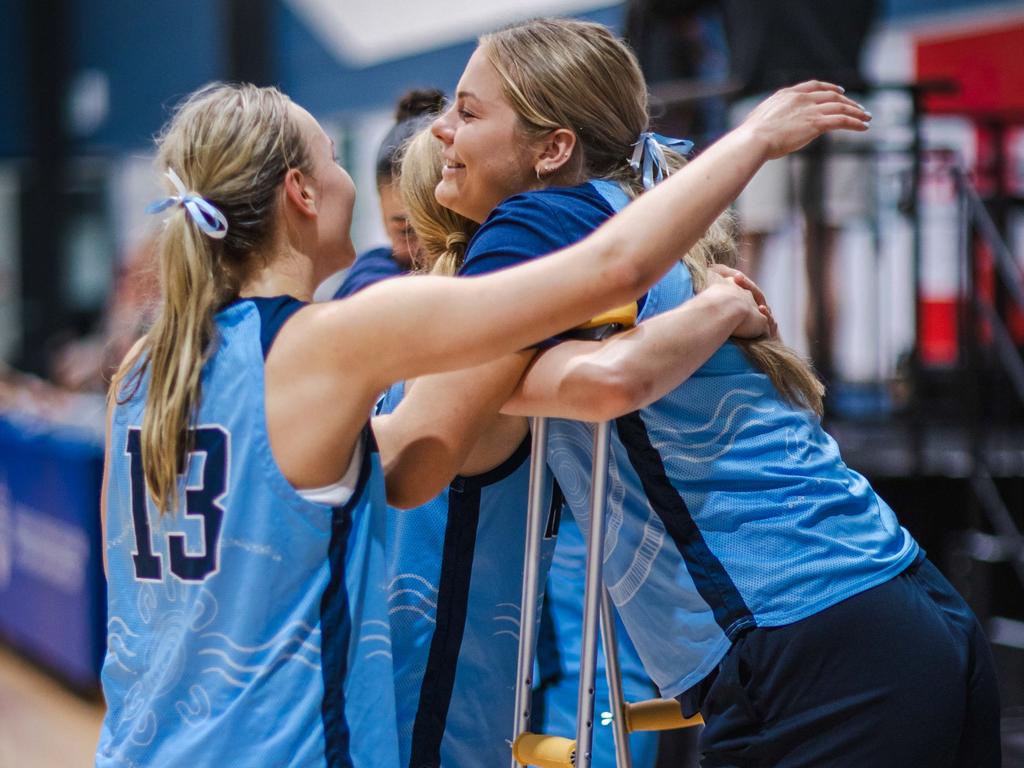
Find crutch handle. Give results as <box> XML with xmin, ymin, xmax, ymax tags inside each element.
<box><xmin>624</xmin><ymin>699</ymin><xmax>704</xmax><ymax>732</ymax></box>
<box><xmin>575</xmin><ymin>302</ymin><xmax>638</xmax><ymax>330</ymax></box>
<box><xmin>512</xmin><ymin>733</ymin><xmax>577</xmax><ymax>768</ymax></box>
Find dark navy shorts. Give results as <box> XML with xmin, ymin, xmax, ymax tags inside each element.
<box><xmin>689</xmin><ymin>556</ymin><xmax>1001</xmax><ymax>767</ymax></box>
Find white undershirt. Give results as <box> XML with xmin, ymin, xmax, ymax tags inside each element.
<box><xmin>295</xmin><ymin>440</ymin><xmax>363</xmax><ymax>507</ymax></box>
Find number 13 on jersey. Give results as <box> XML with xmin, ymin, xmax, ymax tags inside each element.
<box><xmin>124</xmin><ymin>426</ymin><xmax>229</xmax><ymax>583</ymax></box>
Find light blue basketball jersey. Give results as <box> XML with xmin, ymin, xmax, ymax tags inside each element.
<box><xmin>97</xmin><ymin>299</ymin><xmax>398</xmax><ymax>768</ymax></box>
<box><xmin>547</xmin><ymin>184</ymin><xmax>919</xmax><ymax>699</ymax></box>
<box><xmin>379</xmin><ymin>381</ymin><xmax>558</xmax><ymax>768</ymax></box>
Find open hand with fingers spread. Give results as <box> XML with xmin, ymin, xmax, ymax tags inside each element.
<box><xmin>738</xmin><ymin>80</ymin><xmax>871</xmax><ymax>161</ymax></box>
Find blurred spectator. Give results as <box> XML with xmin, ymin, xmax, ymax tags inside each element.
<box><xmin>50</xmin><ymin>233</ymin><xmax>159</xmax><ymax>392</ymax></box>
<box><xmin>625</xmin><ymin>0</ymin><xmax>730</xmax><ymax>143</ymax></box>
<box><xmin>629</xmin><ymin>0</ymin><xmax>879</xmax><ymax>380</ymax></box>
<box><xmin>723</xmin><ymin>0</ymin><xmax>878</xmax><ymax>380</ymax></box>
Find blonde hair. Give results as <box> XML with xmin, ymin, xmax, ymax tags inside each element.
<box><xmin>399</xmin><ymin>128</ymin><xmax>478</xmax><ymax>275</ymax></box>
<box><xmin>110</xmin><ymin>83</ymin><xmax>312</xmax><ymax>513</ymax></box>
<box><xmin>684</xmin><ymin>214</ymin><xmax>825</xmax><ymax>415</ymax></box>
<box><xmin>481</xmin><ymin>18</ymin><xmax>684</xmax><ymax>197</ymax></box>
<box><xmin>480</xmin><ymin>19</ymin><xmax>822</xmax><ymax>414</ymax></box>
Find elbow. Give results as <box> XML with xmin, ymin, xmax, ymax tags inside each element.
<box><xmin>561</xmin><ymin>358</ymin><xmax>653</xmax><ymax>422</ymax></box>
<box><xmin>381</xmin><ymin>434</ymin><xmax>460</xmax><ymax>509</ymax></box>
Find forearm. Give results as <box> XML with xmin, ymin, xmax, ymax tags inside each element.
<box><xmin>585</xmin><ymin>127</ymin><xmax>769</xmax><ymax>292</ymax></box>
<box><xmin>504</xmin><ymin>289</ymin><xmax>746</xmax><ymax>421</ymax></box>
<box><xmin>344</xmin><ymin>132</ymin><xmax>771</xmax><ymax>391</ymax></box>
<box><xmin>374</xmin><ymin>351</ymin><xmax>534</xmax><ymax>508</ymax></box>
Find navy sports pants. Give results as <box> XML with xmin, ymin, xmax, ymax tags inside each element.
<box><xmin>693</xmin><ymin>556</ymin><xmax>1001</xmax><ymax>767</ymax></box>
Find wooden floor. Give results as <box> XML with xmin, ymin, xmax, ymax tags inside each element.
<box><xmin>0</xmin><ymin>644</ymin><xmax>104</xmax><ymax>768</ymax></box>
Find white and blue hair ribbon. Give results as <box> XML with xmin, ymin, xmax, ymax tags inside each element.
<box><xmin>145</xmin><ymin>168</ymin><xmax>229</xmax><ymax>240</ymax></box>
<box><xmin>629</xmin><ymin>132</ymin><xmax>695</xmax><ymax>191</ymax></box>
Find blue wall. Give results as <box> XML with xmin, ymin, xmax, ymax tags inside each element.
<box><xmin>0</xmin><ymin>0</ymin><xmax>28</xmax><ymax>157</ymax></box>
<box><xmin>0</xmin><ymin>0</ymin><xmax>1019</xmax><ymax>156</ymax></box>
<box><xmin>884</xmin><ymin>0</ymin><xmax>1022</xmax><ymax>19</ymax></box>
<box><xmin>68</xmin><ymin>0</ymin><xmax>223</xmax><ymax>152</ymax></box>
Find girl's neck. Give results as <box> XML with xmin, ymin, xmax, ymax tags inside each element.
<box><xmin>238</xmin><ymin>245</ymin><xmax>316</xmax><ymax>302</ymax></box>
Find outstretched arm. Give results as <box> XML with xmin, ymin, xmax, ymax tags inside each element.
<box><xmin>268</xmin><ymin>83</ymin><xmax>867</xmax><ymax>488</ymax></box>
<box><xmin>372</xmin><ymin>351</ymin><xmax>534</xmax><ymax>509</ymax></box>
<box><xmin>289</xmin><ymin>81</ymin><xmax>867</xmax><ymax>394</ymax></box>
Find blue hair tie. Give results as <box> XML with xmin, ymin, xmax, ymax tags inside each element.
<box><xmin>146</xmin><ymin>168</ymin><xmax>229</xmax><ymax>240</ymax></box>
<box><xmin>629</xmin><ymin>132</ymin><xmax>695</xmax><ymax>191</ymax></box>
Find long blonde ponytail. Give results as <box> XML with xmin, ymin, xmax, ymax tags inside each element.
<box><xmin>111</xmin><ymin>83</ymin><xmax>312</xmax><ymax>513</ymax></box>
<box><xmin>685</xmin><ymin>213</ymin><xmax>825</xmax><ymax>416</ymax></box>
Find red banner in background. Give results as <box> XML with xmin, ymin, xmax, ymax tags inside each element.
<box><xmin>916</xmin><ymin>21</ymin><xmax>1024</xmax><ymax>121</ymax></box>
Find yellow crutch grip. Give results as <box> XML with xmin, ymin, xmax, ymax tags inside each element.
<box><xmin>624</xmin><ymin>699</ymin><xmax>704</xmax><ymax>733</ymax></box>
<box><xmin>512</xmin><ymin>732</ymin><xmax>577</xmax><ymax>768</ymax></box>
<box><xmin>575</xmin><ymin>302</ymin><xmax>638</xmax><ymax>330</ymax></box>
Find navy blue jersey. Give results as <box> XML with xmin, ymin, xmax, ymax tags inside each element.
<box><xmin>334</xmin><ymin>246</ymin><xmax>407</xmax><ymax>300</ymax></box>
<box><xmin>461</xmin><ymin>181</ymin><xmax>919</xmax><ymax>702</ymax></box>
<box><xmin>461</xmin><ymin>185</ymin><xmax>616</xmax><ymax>278</ymax></box>
<box><xmin>379</xmin><ymin>382</ymin><xmax>558</xmax><ymax>768</ymax></box>
<box><xmin>98</xmin><ymin>298</ymin><xmax>398</xmax><ymax>767</ymax></box>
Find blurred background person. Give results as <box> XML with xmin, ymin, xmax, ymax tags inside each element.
<box><xmin>627</xmin><ymin>0</ymin><xmax>879</xmax><ymax>385</ymax></box>
<box><xmin>330</xmin><ymin>88</ymin><xmax>446</xmax><ymax>299</ymax></box>
<box><xmin>723</xmin><ymin>0</ymin><xmax>879</xmax><ymax>386</ymax></box>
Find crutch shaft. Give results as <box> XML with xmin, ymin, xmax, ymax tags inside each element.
<box><xmin>575</xmin><ymin>420</ymin><xmax>612</xmax><ymax>768</ymax></box>
<box><xmin>511</xmin><ymin>417</ymin><xmax>551</xmax><ymax>768</ymax></box>
<box><xmin>599</xmin><ymin>587</ymin><xmax>632</xmax><ymax>768</ymax></box>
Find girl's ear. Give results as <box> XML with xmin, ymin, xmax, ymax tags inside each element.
<box><xmin>283</xmin><ymin>168</ymin><xmax>317</xmax><ymax>218</ymax></box>
<box><xmin>534</xmin><ymin>128</ymin><xmax>577</xmax><ymax>177</ymax></box>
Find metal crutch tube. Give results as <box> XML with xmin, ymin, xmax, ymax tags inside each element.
<box><xmin>599</xmin><ymin>586</ymin><xmax>632</xmax><ymax>768</ymax></box>
<box><xmin>511</xmin><ymin>416</ymin><xmax>556</xmax><ymax>768</ymax></box>
<box><xmin>575</xmin><ymin>420</ymin><xmax>613</xmax><ymax>768</ymax></box>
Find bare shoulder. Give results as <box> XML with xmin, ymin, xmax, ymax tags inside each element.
<box><xmin>263</xmin><ymin>301</ymin><xmax>380</xmax><ymax>489</ymax></box>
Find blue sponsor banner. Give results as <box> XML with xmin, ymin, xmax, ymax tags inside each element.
<box><xmin>0</xmin><ymin>415</ymin><xmax>105</xmax><ymax>688</ymax></box>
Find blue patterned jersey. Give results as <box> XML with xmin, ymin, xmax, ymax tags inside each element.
<box><xmin>462</xmin><ymin>181</ymin><xmax>920</xmax><ymax>702</ymax></box>
<box><xmin>97</xmin><ymin>298</ymin><xmax>398</xmax><ymax>767</ymax></box>
<box><xmin>379</xmin><ymin>381</ymin><xmax>558</xmax><ymax>768</ymax></box>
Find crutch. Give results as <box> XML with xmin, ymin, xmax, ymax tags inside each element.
<box><xmin>510</xmin><ymin>417</ymin><xmax>613</xmax><ymax>768</ymax></box>
<box><xmin>512</xmin><ymin>419</ymin><xmax>703</xmax><ymax>768</ymax></box>
<box><xmin>599</xmin><ymin>586</ymin><xmax>705</xmax><ymax>768</ymax></box>
<box><xmin>512</xmin><ymin>305</ymin><xmax>702</xmax><ymax>768</ymax></box>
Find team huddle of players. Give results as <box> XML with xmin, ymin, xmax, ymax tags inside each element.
<box><xmin>94</xmin><ymin>18</ymin><xmax>999</xmax><ymax>768</ymax></box>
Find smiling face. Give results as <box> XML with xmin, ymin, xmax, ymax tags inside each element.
<box><xmin>431</xmin><ymin>45</ymin><xmax>542</xmax><ymax>224</ymax></box>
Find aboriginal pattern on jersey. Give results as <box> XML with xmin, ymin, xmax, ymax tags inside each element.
<box><xmin>97</xmin><ymin>300</ymin><xmax>398</xmax><ymax>768</ymax></box>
